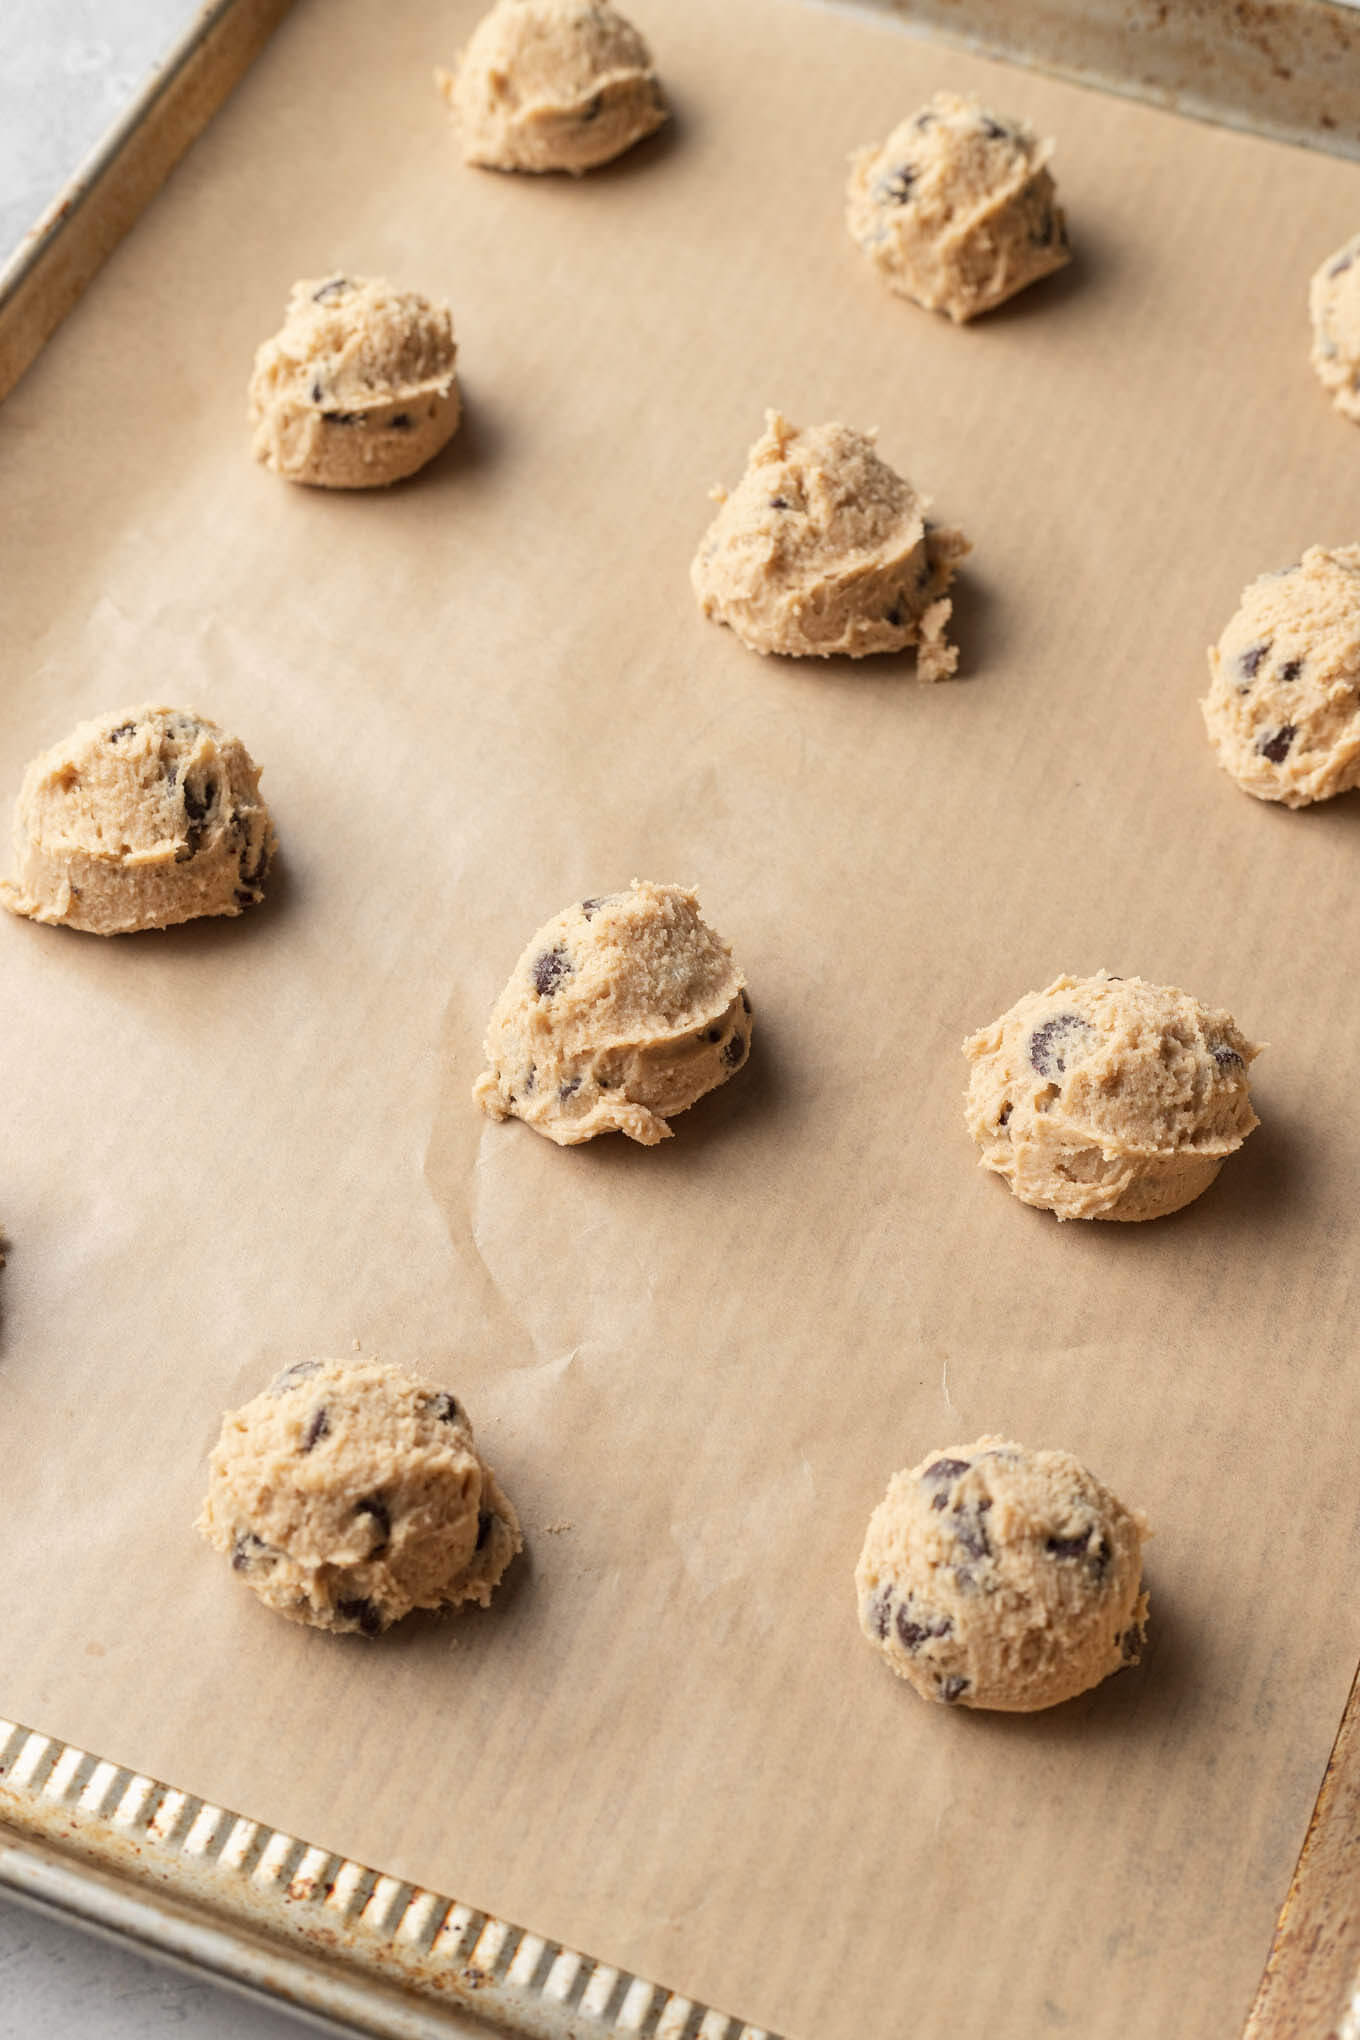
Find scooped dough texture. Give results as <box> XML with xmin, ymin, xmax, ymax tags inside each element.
<box><xmin>443</xmin><ymin>0</ymin><xmax>666</xmax><ymax>174</ymax></box>
<box><xmin>964</xmin><ymin>973</ymin><xmax>1259</xmax><ymax>1222</ymax></box>
<box><xmin>249</xmin><ymin>276</ymin><xmax>459</xmax><ymax>488</ymax></box>
<box><xmin>198</xmin><ymin>1357</ymin><xmax>521</xmax><ymax>1636</ymax></box>
<box><xmin>473</xmin><ymin>879</ymin><xmax>750</xmax><ymax>1146</ymax></box>
<box><xmin>1309</xmin><ymin>235</ymin><xmax>1360</xmax><ymax>422</ymax></box>
<box><xmin>846</xmin><ymin>92</ymin><xmax>1069</xmax><ymax>323</ymax></box>
<box><xmin>856</xmin><ymin>1437</ymin><xmax>1149</xmax><ymax>1712</ymax></box>
<box><xmin>691</xmin><ymin>413</ymin><xmax>970</xmax><ymax>675</ymax></box>
<box><xmin>1201</xmin><ymin>546</ymin><xmax>1360</xmax><ymax>806</ymax></box>
<box><xmin>1</xmin><ymin>705</ymin><xmax>274</xmax><ymax>935</ymax></box>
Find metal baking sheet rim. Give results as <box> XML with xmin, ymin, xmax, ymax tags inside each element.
<box><xmin>3</xmin><ymin>0</ymin><xmax>1360</xmax><ymax>2032</ymax></box>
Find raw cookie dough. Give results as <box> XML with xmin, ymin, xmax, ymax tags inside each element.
<box><xmin>249</xmin><ymin>276</ymin><xmax>459</xmax><ymax>489</ymax></box>
<box><xmin>440</xmin><ymin>0</ymin><xmax>666</xmax><ymax>175</ymax></box>
<box><xmin>1</xmin><ymin>705</ymin><xmax>274</xmax><ymax>936</ymax></box>
<box><xmin>846</xmin><ymin>92</ymin><xmax>1069</xmax><ymax>323</ymax></box>
<box><xmin>856</xmin><ymin>1437</ymin><xmax>1148</xmax><ymax>1712</ymax></box>
<box><xmin>198</xmin><ymin>1357</ymin><xmax>521</xmax><ymax>1636</ymax></box>
<box><xmin>473</xmin><ymin>879</ymin><xmax>750</xmax><ymax>1145</ymax></box>
<box><xmin>691</xmin><ymin>412</ymin><xmax>970</xmax><ymax>675</ymax></box>
<box><xmin>1309</xmin><ymin>234</ymin><xmax>1360</xmax><ymax>422</ymax></box>
<box><xmin>1201</xmin><ymin>546</ymin><xmax>1360</xmax><ymax>806</ymax></box>
<box><xmin>964</xmin><ymin>972</ymin><xmax>1260</xmax><ymax>1222</ymax></box>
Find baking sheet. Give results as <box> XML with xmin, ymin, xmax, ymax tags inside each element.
<box><xmin>3</xmin><ymin>3</ymin><xmax>1360</xmax><ymax>2036</ymax></box>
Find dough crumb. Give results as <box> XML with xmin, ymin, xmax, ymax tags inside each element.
<box><xmin>964</xmin><ymin>972</ymin><xmax>1260</xmax><ymax>1221</ymax></box>
<box><xmin>249</xmin><ymin>276</ymin><xmax>459</xmax><ymax>489</ymax></box>
<box><xmin>846</xmin><ymin>91</ymin><xmax>1069</xmax><ymax>323</ymax></box>
<box><xmin>474</xmin><ymin>879</ymin><xmax>751</xmax><ymax>1146</ymax></box>
<box><xmin>1310</xmin><ymin>234</ymin><xmax>1360</xmax><ymax>422</ymax></box>
<box><xmin>1202</xmin><ymin>545</ymin><xmax>1360</xmax><ymax>806</ymax></box>
<box><xmin>1</xmin><ymin>705</ymin><xmax>274</xmax><ymax>936</ymax></box>
<box><xmin>441</xmin><ymin>0</ymin><xmax>666</xmax><ymax>175</ymax></box>
<box><xmin>198</xmin><ymin>1357</ymin><xmax>521</xmax><ymax>1636</ymax></box>
<box><xmin>691</xmin><ymin>412</ymin><xmax>969</xmax><ymax>672</ymax></box>
<box><xmin>857</xmin><ymin>1437</ymin><xmax>1148</xmax><ymax>1711</ymax></box>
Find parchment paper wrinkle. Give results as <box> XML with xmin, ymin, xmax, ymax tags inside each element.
<box><xmin>2</xmin><ymin>3</ymin><xmax>1360</xmax><ymax>2037</ymax></box>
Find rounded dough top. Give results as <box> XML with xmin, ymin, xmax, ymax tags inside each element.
<box><xmin>964</xmin><ymin>972</ymin><xmax>1260</xmax><ymax>1222</ymax></box>
<box><xmin>691</xmin><ymin>411</ymin><xmax>970</xmax><ymax>673</ymax></box>
<box><xmin>474</xmin><ymin>879</ymin><xmax>750</xmax><ymax>1145</ymax></box>
<box><xmin>445</xmin><ymin>0</ymin><xmax>666</xmax><ymax>173</ymax></box>
<box><xmin>1202</xmin><ymin>544</ymin><xmax>1360</xmax><ymax>807</ymax></box>
<box><xmin>1</xmin><ymin>704</ymin><xmax>274</xmax><ymax>935</ymax></box>
<box><xmin>856</xmin><ymin>1436</ymin><xmax>1149</xmax><ymax>1712</ymax></box>
<box><xmin>846</xmin><ymin>91</ymin><xmax>1068</xmax><ymax>322</ymax></box>
<box><xmin>198</xmin><ymin>1357</ymin><xmax>521</xmax><ymax>1635</ymax></box>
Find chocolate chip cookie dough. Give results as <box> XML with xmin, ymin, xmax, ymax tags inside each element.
<box><xmin>847</xmin><ymin>92</ymin><xmax>1069</xmax><ymax>323</ymax></box>
<box><xmin>474</xmin><ymin>880</ymin><xmax>750</xmax><ymax>1145</ymax></box>
<box><xmin>249</xmin><ymin>276</ymin><xmax>459</xmax><ymax>488</ymax></box>
<box><xmin>1309</xmin><ymin>234</ymin><xmax>1360</xmax><ymax>422</ymax></box>
<box><xmin>199</xmin><ymin>1357</ymin><xmax>521</xmax><ymax>1636</ymax></box>
<box><xmin>1</xmin><ymin>706</ymin><xmax>274</xmax><ymax>936</ymax></box>
<box><xmin>440</xmin><ymin>0</ymin><xmax>666</xmax><ymax>175</ymax></box>
<box><xmin>856</xmin><ymin>1438</ymin><xmax>1148</xmax><ymax>1712</ymax></box>
<box><xmin>691</xmin><ymin>412</ymin><xmax>970</xmax><ymax>675</ymax></box>
<box><xmin>964</xmin><ymin>973</ymin><xmax>1260</xmax><ymax>1222</ymax></box>
<box><xmin>1202</xmin><ymin>546</ymin><xmax>1360</xmax><ymax>806</ymax></box>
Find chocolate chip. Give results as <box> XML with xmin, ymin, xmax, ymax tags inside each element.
<box><xmin>914</xmin><ymin>110</ymin><xmax>937</xmax><ymax>130</ymax></box>
<box><xmin>427</xmin><ymin>1390</ymin><xmax>460</xmax><ymax>1424</ymax></box>
<box><xmin>702</xmin><ymin>1026</ymin><xmax>724</xmax><ymax>1043</ymax></box>
<box><xmin>106</xmin><ymin>722</ymin><xmax>137</xmax><ymax>743</ymax></box>
<box><xmin>234</xmin><ymin>889</ymin><xmax>257</xmax><ymax>908</ymax></box>
<box><xmin>1329</xmin><ymin>252</ymin><xmax>1355</xmax><ymax>278</ymax></box>
<box><xmin>183</xmin><ymin>780</ymin><xmax>214</xmax><ymax>824</ymax></box>
<box><xmin>885</xmin><ymin>604</ymin><xmax>904</xmax><ymax>629</ymax></box>
<box><xmin>869</xmin><ymin>1587</ymin><xmax>892</xmax><ymax>1640</ymax></box>
<box><xmin>322</xmin><ymin>409</ymin><xmax>366</xmax><ymax>425</ymax></box>
<box><xmin>1278</xmin><ymin>658</ymin><xmax>1303</xmax><ymax>683</ymax></box>
<box><xmin>896</xmin><ymin>1605</ymin><xmax>952</xmax><ymax>1651</ymax></box>
<box><xmin>1029</xmin><ymin>1013</ymin><xmax>1093</xmax><ymax>1080</ymax></box>
<box><xmin>270</xmin><ymin>1360</ymin><xmax>323</xmax><ymax>1395</ymax></box>
<box><xmin>997</xmin><ymin>1101</ymin><xmax>1012</xmax><ymax>1128</ymax></box>
<box><xmin>1046</xmin><ymin>1530</ymin><xmax>1110</xmax><ymax>1577</ymax></box>
<box><xmin>1032</xmin><ymin>206</ymin><xmax>1055</xmax><ymax>246</ymax></box>
<box><xmin>559</xmin><ymin>1077</ymin><xmax>581</xmax><ymax>1101</ymax></box>
<box><xmin>1120</xmin><ymin>1613</ymin><xmax>1146</xmax><ymax>1663</ymax></box>
<box><xmin>952</xmin><ymin>1500</ymin><xmax>992</xmax><ymax>1561</ymax></box>
<box><xmin>232</xmin><ymin>1531</ymin><xmax>272</xmax><ymax>1572</ymax></box>
<box><xmin>390</xmin><ymin>413</ymin><xmax>412</xmax><ymax>430</ymax></box>
<box><xmin>1260</xmin><ymin>725</ymin><xmax>1297</xmax><ymax>764</ymax></box>
<box><xmin>1238</xmin><ymin>641</ymin><xmax>1271</xmax><ymax>683</ymax></box>
<box><xmin>356</xmin><ymin>1495</ymin><xmax>391</xmax><ymax>1554</ymax></box>
<box><xmin>1210</xmin><ymin>1041</ymin><xmax>1243</xmax><ymax>1070</ymax></box>
<box><xmin>770</xmin><ymin>496</ymin><xmax>791</xmax><ymax>509</ymax></box>
<box><xmin>923</xmin><ymin>1457</ymin><xmax>971</xmax><ymax>1492</ymax></box>
<box><xmin>301</xmin><ymin>1408</ymin><xmax>329</xmax><ymax>1453</ymax></box>
<box><xmin>313</xmin><ymin>277</ymin><xmax>349</xmax><ymax>301</ymax></box>
<box><xmin>580</xmin><ymin>897</ymin><xmax>604</xmax><ymax>918</ymax></box>
<box><xmin>310</xmin><ymin>379</ymin><xmax>323</xmax><ymax>404</ymax></box>
<box><xmin>524</xmin><ymin>1066</ymin><xmax>536</xmax><ymax>1094</ymax></box>
<box><xmin>740</xmin><ymin>990</ymin><xmax>751</xmax><ymax>1015</ymax></box>
<box><xmin>940</xmin><ymin>1675</ymin><xmax>970</xmax><ymax>1703</ymax></box>
<box><xmin>979</xmin><ymin>115</ymin><xmax>1009</xmax><ymax>139</ymax></box>
<box><xmin>722</xmin><ymin>1034</ymin><xmax>746</xmax><ymax>1068</ymax></box>
<box><xmin>476</xmin><ymin>1510</ymin><xmax>495</xmax><ymax>1551</ymax></box>
<box><xmin>532</xmin><ymin>947</ymin><xmax>571</xmax><ymax>998</ymax></box>
<box><xmin>876</xmin><ymin>164</ymin><xmax>918</xmax><ymax>204</ymax></box>
<box><xmin>581</xmin><ymin>92</ymin><xmax>603</xmax><ymax>122</ymax></box>
<box><xmin>336</xmin><ymin>1597</ymin><xmax>382</xmax><ymax>1636</ymax></box>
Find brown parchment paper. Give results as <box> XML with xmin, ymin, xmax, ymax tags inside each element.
<box><xmin>4</xmin><ymin>4</ymin><xmax>1360</xmax><ymax>2035</ymax></box>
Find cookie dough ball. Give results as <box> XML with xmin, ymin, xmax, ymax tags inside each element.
<box><xmin>964</xmin><ymin>973</ymin><xmax>1259</xmax><ymax>1222</ymax></box>
<box><xmin>440</xmin><ymin>0</ymin><xmax>666</xmax><ymax>175</ymax></box>
<box><xmin>847</xmin><ymin>92</ymin><xmax>1069</xmax><ymax>323</ymax></box>
<box><xmin>473</xmin><ymin>879</ymin><xmax>750</xmax><ymax>1146</ymax></box>
<box><xmin>691</xmin><ymin>412</ymin><xmax>970</xmax><ymax>676</ymax></box>
<box><xmin>0</xmin><ymin>706</ymin><xmax>274</xmax><ymax>936</ymax></box>
<box><xmin>1309</xmin><ymin>235</ymin><xmax>1360</xmax><ymax>422</ymax></box>
<box><xmin>1202</xmin><ymin>546</ymin><xmax>1360</xmax><ymax>806</ymax></box>
<box><xmin>856</xmin><ymin>1438</ymin><xmax>1148</xmax><ymax>1712</ymax></box>
<box><xmin>198</xmin><ymin>1357</ymin><xmax>521</xmax><ymax>1636</ymax></box>
<box><xmin>249</xmin><ymin>276</ymin><xmax>459</xmax><ymax>489</ymax></box>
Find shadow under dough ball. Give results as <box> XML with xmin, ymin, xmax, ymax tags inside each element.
<box><xmin>846</xmin><ymin>90</ymin><xmax>1069</xmax><ymax>322</ymax></box>
<box><xmin>691</xmin><ymin>411</ymin><xmax>970</xmax><ymax>675</ymax></box>
<box><xmin>439</xmin><ymin>0</ymin><xmax>667</xmax><ymax>174</ymax></box>
<box><xmin>474</xmin><ymin>878</ymin><xmax>751</xmax><ymax>1145</ymax></box>
<box><xmin>0</xmin><ymin>704</ymin><xmax>275</xmax><ymax>935</ymax></box>
<box><xmin>963</xmin><ymin>971</ymin><xmax>1260</xmax><ymax>1221</ymax></box>
<box><xmin>249</xmin><ymin>275</ymin><xmax>460</xmax><ymax>488</ymax></box>
<box><xmin>857</xmin><ymin>1436</ymin><xmax>1149</xmax><ymax>1712</ymax></box>
<box><xmin>198</xmin><ymin>1357</ymin><xmax>521</xmax><ymax>1636</ymax></box>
